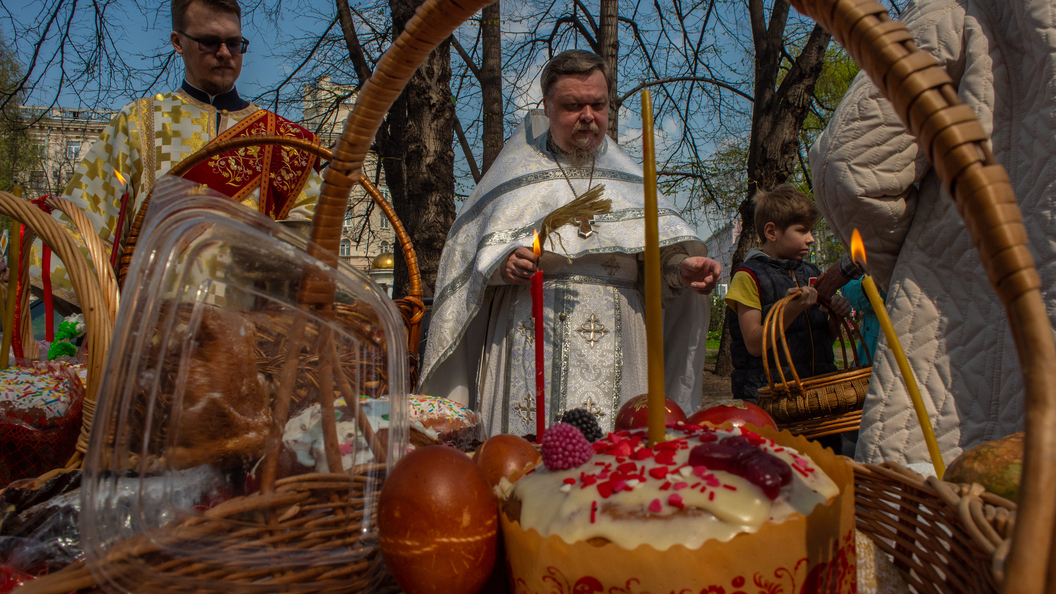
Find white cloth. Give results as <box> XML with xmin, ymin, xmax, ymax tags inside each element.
<box><xmin>420</xmin><ymin>111</ymin><xmax>710</xmax><ymax>436</ymax></box>
<box><xmin>809</xmin><ymin>0</ymin><xmax>1056</xmax><ymax>465</ymax></box>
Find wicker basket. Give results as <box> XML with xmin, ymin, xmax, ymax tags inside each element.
<box><xmin>0</xmin><ymin>192</ymin><xmax>114</xmax><ymax>473</ymax></box>
<box><xmin>756</xmin><ymin>292</ymin><xmax>871</xmax><ymax>428</ymax></box>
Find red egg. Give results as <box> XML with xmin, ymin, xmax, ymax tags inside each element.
<box><xmin>474</xmin><ymin>434</ymin><xmax>541</xmax><ymax>489</ymax></box>
<box><xmin>687</xmin><ymin>400</ymin><xmax>778</xmax><ymax>431</ymax></box>
<box><xmin>615</xmin><ymin>393</ymin><xmax>687</xmax><ymax>430</ymax></box>
<box><xmin>379</xmin><ymin>446</ymin><xmax>498</xmax><ymax>594</ymax></box>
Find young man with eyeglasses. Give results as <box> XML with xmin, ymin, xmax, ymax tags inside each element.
<box><xmin>43</xmin><ymin>0</ymin><xmax>321</xmax><ymax>304</ymax></box>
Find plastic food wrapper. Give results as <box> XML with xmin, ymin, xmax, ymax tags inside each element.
<box><xmin>0</xmin><ymin>488</ymin><xmax>81</xmax><ymax>574</ymax></box>
<box><xmin>79</xmin><ymin>177</ymin><xmax>409</xmax><ymax>593</ymax></box>
<box><xmin>0</xmin><ymin>469</ymin><xmax>83</xmax><ymax>587</ymax></box>
<box><xmin>501</xmin><ymin>425</ymin><xmax>856</xmax><ymax>593</ymax></box>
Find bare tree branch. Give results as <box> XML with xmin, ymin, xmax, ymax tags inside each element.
<box><xmin>617</xmin><ymin>76</ymin><xmax>753</xmax><ymax>106</ymax></box>
<box><xmin>452</xmin><ymin>111</ymin><xmax>480</xmax><ymax>183</ymax></box>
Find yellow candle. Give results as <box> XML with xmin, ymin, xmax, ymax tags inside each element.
<box><xmin>1</xmin><ymin>194</ymin><xmax>20</xmax><ymax>369</ymax></box>
<box><xmin>860</xmin><ymin>271</ymin><xmax>946</xmax><ymax>477</ymax></box>
<box><xmin>641</xmin><ymin>90</ymin><xmax>666</xmax><ymax>447</ymax></box>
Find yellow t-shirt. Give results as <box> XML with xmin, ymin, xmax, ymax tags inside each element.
<box><xmin>724</xmin><ymin>270</ymin><xmax>761</xmax><ymax>312</ymax></box>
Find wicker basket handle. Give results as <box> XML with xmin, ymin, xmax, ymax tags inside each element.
<box><xmin>759</xmin><ymin>290</ymin><xmax>868</xmax><ymax>394</ymax></box>
<box><xmin>297</xmin><ymin>0</ymin><xmax>495</xmax><ymax>307</ymax></box>
<box><xmin>48</xmin><ymin>197</ymin><xmax>120</xmax><ymax>322</ymax></box>
<box><xmin>0</xmin><ymin>192</ymin><xmax>112</xmax><ymax>465</ymax></box>
<box><xmin>789</xmin><ymin>1</ymin><xmax>1056</xmax><ymax>589</ymax></box>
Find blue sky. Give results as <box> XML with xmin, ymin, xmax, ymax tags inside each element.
<box><xmin>2</xmin><ymin>0</ymin><xmax>764</xmax><ymax>241</ymax></box>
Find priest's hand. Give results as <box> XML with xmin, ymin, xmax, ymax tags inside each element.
<box><xmin>680</xmin><ymin>256</ymin><xmax>722</xmax><ymax>294</ymax></box>
<box><xmin>502</xmin><ymin>247</ymin><xmax>539</xmax><ymax>285</ymax></box>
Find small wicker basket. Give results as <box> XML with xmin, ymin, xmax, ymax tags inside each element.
<box><xmin>755</xmin><ymin>292</ymin><xmax>871</xmax><ymax>434</ymax></box>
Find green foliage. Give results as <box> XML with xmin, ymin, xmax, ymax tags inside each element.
<box><xmin>803</xmin><ymin>46</ymin><xmax>862</xmax><ymax>142</ymax></box>
<box><xmin>0</xmin><ymin>37</ymin><xmax>36</xmax><ymax>193</ymax></box>
<box><xmin>55</xmin><ymin>320</ymin><xmax>82</xmax><ymax>341</ymax></box>
<box><xmin>709</xmin><ymin>293</ymin><xmax>725</xmax><ymax>335</ymax></box>
<box><xmin>667</xmin><ymin>137</ymin><xmax>748</xmax><ymax>227</ymax></box>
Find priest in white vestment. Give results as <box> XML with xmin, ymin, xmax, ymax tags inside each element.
<box><xmin>419</xmin><ymin>51</ymin><xmax>721</xmax><ymax>437</ymax></box>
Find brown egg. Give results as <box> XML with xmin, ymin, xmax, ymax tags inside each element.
<box><xmin>378</xmin><ymin>445</ymin><xmax>498</xmax><ymax>594</ymax></box>
<box><xmin>475</xmin><ymin>434</ymin><xmax>541</xmax><ymax>489</ymax></box>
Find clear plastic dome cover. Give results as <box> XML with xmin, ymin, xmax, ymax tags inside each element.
<box><xmin>80</xmin><ymin>176</ymin><xmax>408</xmax><ymax>592</ymax></box>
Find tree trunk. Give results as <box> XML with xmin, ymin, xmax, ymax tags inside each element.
<box><xmin>385</xmin><ymin>0</ymin><xmax>457</xmax><ymax>300</ymax></box>
<box><xmin>714</xmin><ymin>197</ymin><xmax>759</xmax><ymax>376</ymax></box>
<box><xmin>598</xmin><ymin>0</ymin><xmax>618</xmax><ymax>140</ymax></box>
<box><xmin>480</xmin><ymin>1</ymin><xmax>503</xmax><ymax>175</ymax></box>
<box><xmin>714</xmin><ymin>1</ymin><xmax>831</xmax><ymax>378</ymax></box>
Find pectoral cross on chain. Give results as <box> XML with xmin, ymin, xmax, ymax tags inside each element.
<box><xmin>576</xmin><ymin>215</ymin><xmax>597</xmax><ymax>238</ymax></box>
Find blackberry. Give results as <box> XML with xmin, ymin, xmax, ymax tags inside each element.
<box><xmin>559</xmin><ymin>408</ymin><xmax>603</xmax><ymax>442</ymax></box>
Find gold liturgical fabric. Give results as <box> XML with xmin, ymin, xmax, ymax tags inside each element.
<box><xmin>36</xmin><ymin>89</ymin><xmax>322</xmax><ymax>304</ymax></box>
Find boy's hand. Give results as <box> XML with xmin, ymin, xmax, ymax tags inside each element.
<box><xmin>825</xmin><ymin>294</ymin><xmax>853</xmax><ymax>318</ymax></box>
<box><xmin>785</xmin><ymin>286</ymin><xmax>818</xmax><ymax>316</ymax></box>
<box><xmin>502</xmin><ymin>247</ymin><xmax>538</xmax><ymax>285</ymax></box>
<box><xmin>680</xmin><ymin>256</ymin><xmax>722</xmax><ymax>294</ymax></box>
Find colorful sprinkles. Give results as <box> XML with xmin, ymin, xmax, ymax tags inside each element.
<box><xmin>0</xmin><ymin>365</ymin><xmax>82</xmax><ymax>425</ymax></box>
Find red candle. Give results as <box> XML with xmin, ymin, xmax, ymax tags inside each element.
<box><xmin>531</xmin><ymin>230</ymin><xmax>545</xmax><ymax>441</ymax></box>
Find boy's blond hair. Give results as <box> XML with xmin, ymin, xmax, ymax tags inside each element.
<box><xmin>752</xmin><ymin>184</ymin><xmax>819</xmax><ymax>242</ymax></box>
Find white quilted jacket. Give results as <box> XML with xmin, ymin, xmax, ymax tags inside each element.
<box><xmin>809</xmin><ymin>0</ymin><xmax>1056</xmax><ymax>465</ymax></box>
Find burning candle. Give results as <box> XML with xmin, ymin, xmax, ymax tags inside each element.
<box><xmin>850</xmin><ymin>229</ymin><xmax>945</xmax><ymax>476</ymax></box>
<box><xmin>641</xmin><ymin>90</ymin><xmax>666</xmax><ymax>447</ymax></box>
<box><xmin>531</xmin><ymin>229</ymin><xmax>545</xmax><ymax>441</ymax></box>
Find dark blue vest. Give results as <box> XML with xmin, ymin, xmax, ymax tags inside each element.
<box><xmin>728</xmin><ymin>254</ymin><xmax>837</xmax><ymax>401</ymax></box>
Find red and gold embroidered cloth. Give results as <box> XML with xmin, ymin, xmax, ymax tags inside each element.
<box><xmin>182</xmin><ymin>110</ymin><xmax>320</xmax><ymax>220</ymax></box>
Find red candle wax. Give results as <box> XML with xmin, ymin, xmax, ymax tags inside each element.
<box><xmin>531</xmin><ymin>231</ymin><xmax>545</xmax><ymax>441</ymax></box>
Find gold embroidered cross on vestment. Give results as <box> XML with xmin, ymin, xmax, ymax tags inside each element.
<box><xmin>576</xmin><ymin>313</ymin><xmax>609</xmax><ymax>347</ymax></box>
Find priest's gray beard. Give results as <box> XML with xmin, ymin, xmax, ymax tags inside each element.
<box><xmin>551</xmin><ymin>123</ymin><xmax>601</xmax><ymax>166</ymax></box>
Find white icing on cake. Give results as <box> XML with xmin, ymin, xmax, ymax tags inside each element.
<box><xmin>0</xmin><ymin>366</ymin><xmax>81</xmax><ymax>423</ymax></box>
<box><xmin>509</xmin><ymin>423</ymin><xmax>839</xmax><ymax>551</ymax></box>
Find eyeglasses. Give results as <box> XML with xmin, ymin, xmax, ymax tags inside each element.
<box><xmin>177</xmin><ymin>30</ymin><xmax>249</xmax><ymax>54</ymax></box>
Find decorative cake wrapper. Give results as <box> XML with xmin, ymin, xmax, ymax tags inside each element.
<box><xmin>501</xmin><ymin>425</ymin><xmax>856</xmax><ymax>593</ymax></box>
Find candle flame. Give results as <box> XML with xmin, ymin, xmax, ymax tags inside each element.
<box><xmin>113</xmin><ymin>170</ymin><xmax>127</xmax><ymax>187</ymax></box>
<box><xmin>533</xmin><ymin>229</ymin><xmax>541</xmax><ymax>258</ymax></box>
<box><xmin>850</xmin><ymin>229</ymin><xmax>866</xmax><ymax>267</ymax></box>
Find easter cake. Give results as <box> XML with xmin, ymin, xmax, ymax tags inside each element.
<box><xmin>500</xmin><ymin>422</ymin><xmax>856</xmax><ymax>592</ymax></box>
<box><xmin>281</xmin><ymin>394</ymin><xmax>482</xmax><ymax>473</ymax></box>
<box><xmin>0</xmin><ymin>365</ymin><xmax>85</xmax><ymax>430</ymax></box>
